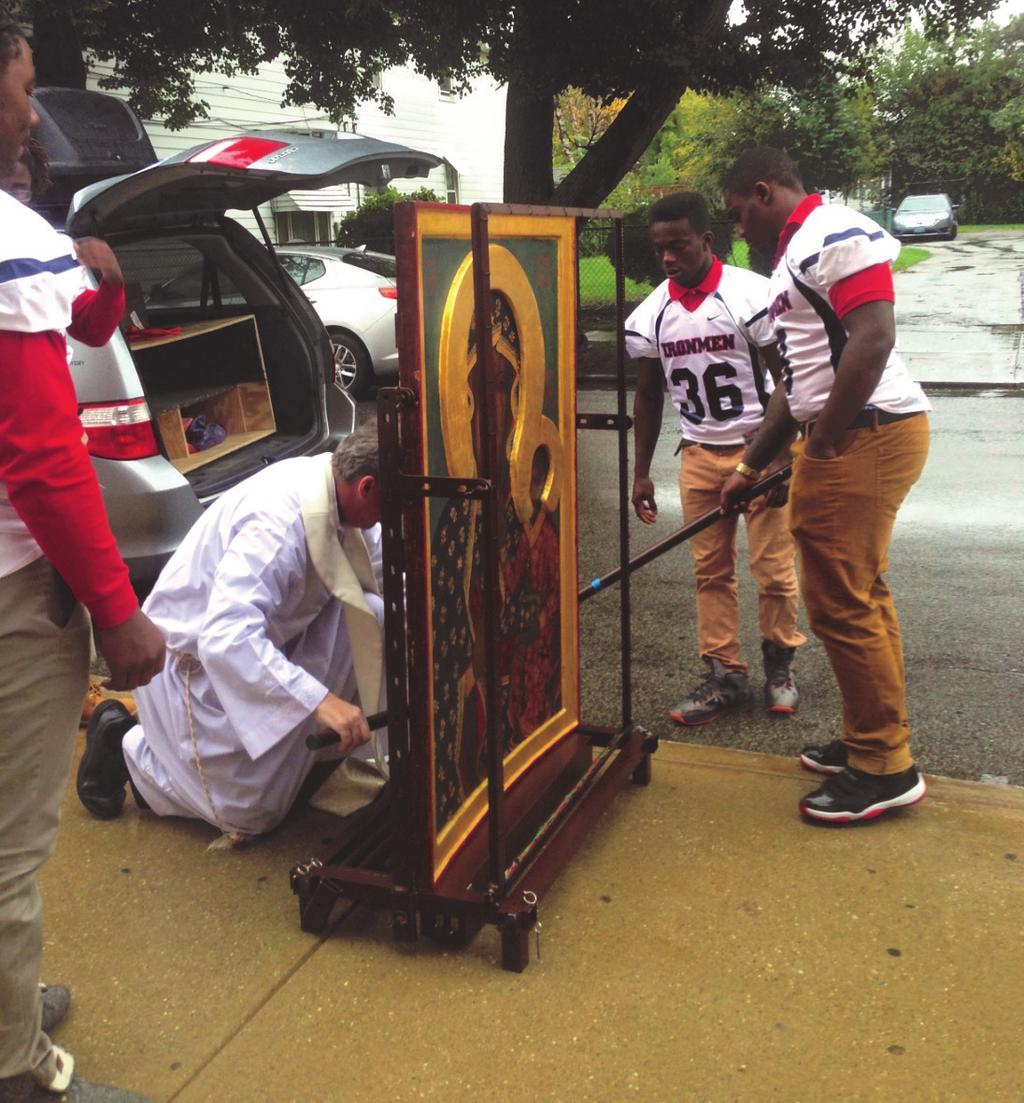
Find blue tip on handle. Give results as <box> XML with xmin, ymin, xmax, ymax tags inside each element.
<box><xmin>591</xmin><ymin>578</ymin><xmax>602</xmax><ymax>590</ymax></box>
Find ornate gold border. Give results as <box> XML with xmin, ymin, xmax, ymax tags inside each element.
<box><xmin>411</xmin><ymin>209</ymin><xmax>579</xmax><ymax>882</ymax></box>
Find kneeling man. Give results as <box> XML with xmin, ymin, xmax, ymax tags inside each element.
<box><xmin>77</xmin><ymin>418</ymin><xmax>387</xmax><ymax>839</ymax></box>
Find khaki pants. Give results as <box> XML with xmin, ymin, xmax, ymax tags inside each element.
<box><xmin>679</xmin><ymin>443</ymin><xmax>805</xmax><ymax>674</ymax></box>
<box><xmin>789</xmin><ymin>415</ymin><xmax>930</xmax><ymax>774</ymax></box>
<box><xmin>0</xmin><ymin>557</ymin><xmax>90</xmax><ymax>1082</ymax></box>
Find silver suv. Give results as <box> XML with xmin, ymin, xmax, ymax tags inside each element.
<box><xmin>52</xmin><ymin>122</ymin><xmax>439</xmax><ymax>593</ymax></box>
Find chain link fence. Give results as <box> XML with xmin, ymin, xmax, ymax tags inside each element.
<box><xmin>576</xmin><ymin>219</ymin><xmax>746</xmax><ymax>323</ymax></box>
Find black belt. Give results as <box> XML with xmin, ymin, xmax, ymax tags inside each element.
<box><xmin>697</xmin><ymin>441</ymin><xmax>744</xmax><ymax>452</ymax></box>
<box><xmin>675</xmin><ymin>439</ymin><xmax>745</xmax><ymax>455</ymax></box>
<box><xmin>801</xmin><ymin>408</ymin><xmax>924</xmax><ymax>437</ymax></box>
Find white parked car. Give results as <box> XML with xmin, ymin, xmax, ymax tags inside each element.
<box><xmin>275</xmin><ymin>245</ymin><xmax>398</xmax><ymax>398</ymax></box>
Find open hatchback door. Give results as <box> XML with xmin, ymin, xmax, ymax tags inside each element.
<box><xmin>68</xmin><ymin>130</ymin><xmax>443</xmax><ymax>235</ymax></box>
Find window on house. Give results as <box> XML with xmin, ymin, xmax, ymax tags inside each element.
<box><xmin>445</xmin><ymin>163</ymin><xmax>459</xmax><ymax>205</ymax></box>
<box><xmin>438</xmin><ymin>76</ymin><xmax>455</xmax><ymax>98</ymax></box>
<box><xmin>273</xmin><ymin>210</ymin><xmax>333</xmax><ymax>245</ymax></box>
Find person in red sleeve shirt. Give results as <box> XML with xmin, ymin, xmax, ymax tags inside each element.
<box><xmin>1</xmin><ymin>137</ymin><xmax>129</xmax><ymax>362</ymax></box>
<box><xmin>0</xmin><ymin>15</ymin><xmax>162</xmax><ymax>1102</ymax></box>
<box><xmin>721</xmin><ymin>146</ymin><xmax>930</xmax><ymax>826</ymax></box>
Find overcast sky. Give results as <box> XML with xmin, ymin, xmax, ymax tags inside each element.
<box><xmin>993</xmin><ymin>0</ymin><xmax>1024</xmax><ymax>19</ymax></box>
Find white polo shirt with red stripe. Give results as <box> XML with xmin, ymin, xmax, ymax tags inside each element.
<box><xmin>764</xmin><ymin>195</ymin><xmax>930</xmax><ymax>423</ymax></box>
<box><xmin>625</xmin><ymin>260</ymin><xmax>775</xmax><ymax>445</ymax></box>
<box><xmin>0</xmin><ymin>191</ymin><xmax>87</xmax><ymax>578</ymax></box>
<box><xmin>0</xmin><ymin>190</ymin><xmax>137</xmax><ymax>626</ymax></box>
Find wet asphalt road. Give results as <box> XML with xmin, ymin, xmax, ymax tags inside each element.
<box><xmin>895</xmin><ymin>231</ymin><xmax>1024</xmax><ymax>387</ymax></box>
<box><xmin>362</xmin><ymin>231</ymin><xmax>1024</xmax><ymax>788</ymax></box>
<box><xmin>575</xmin><ymin>388</ymin><xmax>1024</xmax><ymax>788</ymax></box>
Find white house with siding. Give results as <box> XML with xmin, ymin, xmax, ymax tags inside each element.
<box><xmin>87</xmin><ymin>58</ymin><xmax>507</xmax><ymax>243</ymax></box>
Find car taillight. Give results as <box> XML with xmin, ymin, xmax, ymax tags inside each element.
<box><xmin>79</xmin><ymin>399</ymin><xmax>160</xmax><ymax>460</ymax></box>
<box><xmin>378</xmin><ymin>286</ymin><xmax>398</xmax><ymax>300</ymax></box>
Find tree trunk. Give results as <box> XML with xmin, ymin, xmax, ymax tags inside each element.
<box><xmin>502</xmin><ymin>76</ymin><xmax>556</xmax><ymax>203</ymax></box>
<box><xmin>31</xmin><ymin>5</ymin><xmax>88</xmax><ymax>89</ymax></box>
<box><xmin>522</xmin><ymin>0</ymin><xmax>733</xmax><ymax>210</ymax></box>
<box><xmin>550</xmin><ymin>75</ymin><xmax>689</xmax><ymax>209</ymax></box>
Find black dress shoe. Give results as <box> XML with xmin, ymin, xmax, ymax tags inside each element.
<box><xmin>800</xmin><ymin>765</ymin><xmax>926</xmax><ymax>824</ymax></box>
<box><xmin>799</xmin><ymin>739</ymin><xmax>848</xmax><ymax>775</ymax></box>
<box><xmin>76</xmin><ymin>701</ymin><xmax>134</xmax><ymax>820</ymax></box>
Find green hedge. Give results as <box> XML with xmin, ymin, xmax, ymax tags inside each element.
<box><xmin>335</xmin><ymin>186</ymin><xmax>441</xmax><ymax>254</ymax></box>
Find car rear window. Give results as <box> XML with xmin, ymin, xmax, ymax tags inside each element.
<box><xmin>342</xmin><ymin>251</ymin><xmax>396</xmax><ymax>279</ymax></box>
<box><xmin>897</xmin><ymin>196</ymin><xmax>949</xmax><ymax>214</ymax></box>
<box><xmin>278</xmin><ymin>254</ymin><xmax>327</xmax><ymax>286</ymax></box>
<box><xmin>116</xmin><ymin>240</ymin><xmax>245</xmax><ymax>310</ymax></box>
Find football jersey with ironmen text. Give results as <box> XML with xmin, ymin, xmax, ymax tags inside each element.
<box><xmin>625</xmin><ymin>263</ymin><xmax>775</xmax><ymax>444</ymax></box>
<box><xmin>763</xmin><ymin>201</ymin><xmax>930</xmax><ymax>423</ymax></box>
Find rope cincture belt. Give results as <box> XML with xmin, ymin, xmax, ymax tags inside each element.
<box><xmin>801</xmin><ymin>408</ymin><xmax>924</xmax><ymax>438</ymax></box>
<box><xmin>175</xmin><ymin>651</ymin><xmax>233</xmax><ymax>838</ymax></box>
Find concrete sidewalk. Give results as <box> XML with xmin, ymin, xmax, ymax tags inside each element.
<box><xmin>43</xmin><ymin>740</ymin><xmax>1024</xmax><ymax>1103</ymax></box>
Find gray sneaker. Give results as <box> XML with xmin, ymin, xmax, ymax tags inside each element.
<box><xmin>0</xmin><ymin>1068</ymin><xmax>152</xmax><ymax>1102</ymax></box>
<box><xmin>669</xmin><ymin>658</ymin><xmax>753</xmax><ymax>726</ymax></box>
<box><xmin>39</xmin><ymin>984</ymin><xmax>70</xmax><ymax>1034</ymax></box>
<box><xmin>762</xmin><ymin>640</ymin><xmax>799</xmax><ymax>714</ymax></box>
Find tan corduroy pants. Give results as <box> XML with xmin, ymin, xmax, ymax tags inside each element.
<box><xmin>788</xmin><ymin>414</ymin><xmax>930</xmax><ymax>774</ymax></box>
<box><xmin>678</xmin><ymin>442</ymin><xmax>805</xmax><ymax>674</ymax></box>
<box><xmin>0</xmin><ymin>557</ymin><xmax>90</xmax><ymax>1083</ymax></box>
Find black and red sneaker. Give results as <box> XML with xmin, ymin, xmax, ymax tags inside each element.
<box><xmin>799</xmin><ymin>739</ymin><xmax>848</xmax><ymax>775</ymax></box>
<box><xmin>800</xmin><ymin>765</ymin><xmax>926</xmax><ymax>824</ymax></box>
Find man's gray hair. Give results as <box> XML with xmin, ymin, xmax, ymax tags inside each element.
<box><xmin>332</xmin><ymin>416</ymin><xmax>380</xmax><ymax>483</ymax></box>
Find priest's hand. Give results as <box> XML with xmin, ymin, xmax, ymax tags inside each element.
<box><xmin>313</xmin><ymin>692</ymin><xmax>371</xmax><ymax>753</ymax></box>
<box><xmin>96</xmin><ymin>608</ymin><xmax>166</xmax><ymax>691</ymax></box>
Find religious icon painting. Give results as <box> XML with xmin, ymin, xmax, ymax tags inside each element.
<box><xmin>394</xmin><ymin>204</ymin><xmax>580</xmax><ymax>886</ymax></box>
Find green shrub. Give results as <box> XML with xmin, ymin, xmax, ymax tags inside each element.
<box><xmin>603</xmin><ymin>204</ymin><xmax>737</xmax><ymax>286</ymax></box>
<box><xmin>335</xmin><ymin>186</ymin><xmax>441</xmax><ymax>253</ymax></box>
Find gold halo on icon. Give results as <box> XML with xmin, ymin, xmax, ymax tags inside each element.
<box><xmin>438</xmin><ymin>244</ymin><xmax>563</xmax><ymax>538</ymax></box>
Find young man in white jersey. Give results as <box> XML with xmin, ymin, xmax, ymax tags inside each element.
<box><xmin>721</xmin><ymin>147</ymin><xmax>930</xmax><ymax>825</ymax></box>
<box><xmin>627</xmin><ymin>192</ymin><xmax>805</xmax><ymax>725</ymax></box>
<box><xmin>0</xmin><ymin>14</ymin><xmax>162</xmax><ymax>1101</ymax></box>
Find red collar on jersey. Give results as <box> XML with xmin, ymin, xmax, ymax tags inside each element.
<box><xmin>773</xmin><ymin>192</ymin><xmax>824</xmax><ymax>267</ymax></box>
<box><xmin>667</xmin><ymin>255</ymin><xmax>723</xmax><ymax>312</ymax></box>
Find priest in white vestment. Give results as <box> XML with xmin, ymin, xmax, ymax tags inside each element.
<box><xmin>76</xmin><ymin>418</ymin><xmax>388</xmax><ymax>838</ymax></box>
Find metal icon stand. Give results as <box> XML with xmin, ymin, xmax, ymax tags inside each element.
<box><xmin>289</xmin><ymin>205</ymin><xmax>784</xmax><ymax>970</ymax></box>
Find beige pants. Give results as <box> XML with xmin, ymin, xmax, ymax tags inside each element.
<box><xmin>0</xmin><ymin>557</ymin><xmax>90</xmax><ymax>1083</ymax></box>
<box><xmin>789</xmin><ymin>415</ymin><xmax>929</xmax><ymax>774</ymax></box>
<box><xmin>679</xmin><ymin>442</ymin><xmax>805</xmax><ymax>674</ymax></box>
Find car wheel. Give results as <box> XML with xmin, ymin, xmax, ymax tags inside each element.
<box><xmin>947</xmin><ymin>225</ymin><xmax>958</xmax><ymax>241</ymax></box>
<box><xmin>328</xmin><ymin>328</ymin><xmax>373</xmax><ymax>399</ymax></box>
